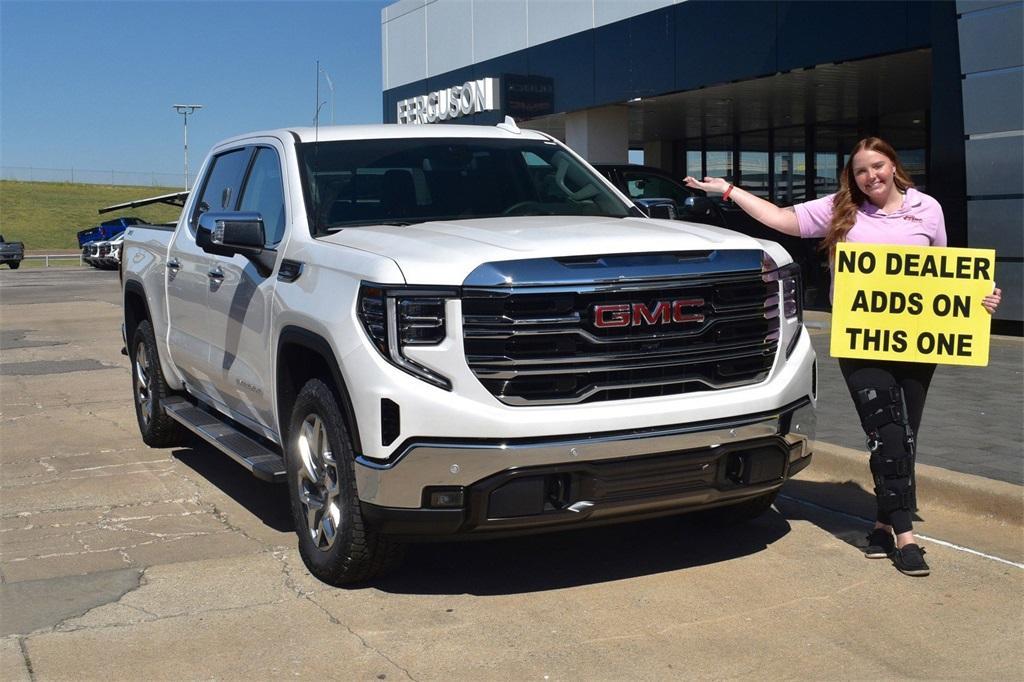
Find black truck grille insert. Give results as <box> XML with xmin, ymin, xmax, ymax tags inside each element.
<box><xmin>463</xmin><ymin>273</ymin><xmax>780</xmax><ymax>405</ymax></box>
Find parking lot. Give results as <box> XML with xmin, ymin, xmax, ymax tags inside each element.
<box><xmin>1</xmin><ymin>267</ymin><xmax>1021</xmax><ymax>680</ymax></box>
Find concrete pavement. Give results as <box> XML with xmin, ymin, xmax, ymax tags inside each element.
<box><xmin>1</xmin><ymin>268</ymin><xmax>1021</xmax><ymax>680</ymax></box>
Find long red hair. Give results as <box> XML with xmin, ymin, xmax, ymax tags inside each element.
<box><xmin>820</xmin><ymin>137</ymin><xmax>915</xmax><ymax>257</ymax></box>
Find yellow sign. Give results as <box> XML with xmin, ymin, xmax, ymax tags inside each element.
<box><xmin>830</xmin><ymin>243</ymin><xmax>996</xmax><ymax>366</ymax></box>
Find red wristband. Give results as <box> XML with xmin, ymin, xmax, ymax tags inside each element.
<box><xmin>722</xmin><ymin>183</ymin><xmax>735</xmax><ymax>201</ymax></box>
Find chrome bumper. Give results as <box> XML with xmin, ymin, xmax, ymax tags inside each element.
<box><xmin>356</xmin><ymin>398</ymin><xmax>816</xmax><ymax>509</ymax></box>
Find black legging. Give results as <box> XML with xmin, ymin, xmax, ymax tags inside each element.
<box><xmin>838</xmin><ymin>358</ymin><xmax>937</xmax><ymax>534</ymax></box>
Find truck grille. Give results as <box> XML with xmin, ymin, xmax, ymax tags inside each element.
<box><xmin>463</xmin><ymin>273</ymin><xmax>780</xmax><ymax>405</ymax></box>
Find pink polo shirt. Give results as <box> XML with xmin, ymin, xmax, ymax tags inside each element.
<box><xmin>794</xmin><ymin>187</ymin><xmax>947</xmax><ymax>300</ymax></box>
<box><xmin>794</xmin><ymin>187</ymin><xmax>947</xmax><ymax>247</ymax></box>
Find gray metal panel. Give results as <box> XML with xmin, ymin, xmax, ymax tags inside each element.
<box><xmin>528</xmin><ymin>0</ymin><xmax>592</xmax><ymax>47</ymax></box>
<box><xmin>426</xmin><ymin>0</ymin><xmax>474</xmax><ymax>78</ymax></box>
<box><xmin>958</xmin><ymin>3</ymin><xmax>1023</xmax><ymax>74</ymax></box>
<box><xmin>991</xmin><ymin>261</ymin><xmax>1022</xmax><ymax>321</ymax></box>
<box><xmin>385</xmin><ymin>6</ymin><xmax>428</xmax><ymax>89</ymax></box>
<box><xmin>956</xmin><ymin>0</ymin><xmax>1018</xmax><ymax>13</ymax></box>
<box><xmin>473</xmin><ymin>0</ymin><xmax>529</xmax><ymax>63</ymax></box>
<box><xmin>383</xmin><ymin>0</ymin><xmax>430</xmax><ymax>23</ymax></box>
<box><xmin>963</xmin><ymin>69</ymin><xmax>1024</xmax><ymax>135</ymax></box>
<box><xmin>594</xmin><ymin>0</ymin><xmax>677</xmax><ymax>26</ymax></box>
<box><xmin>968</xmin><ymin>199</ymin><xmax>1024</xmax><ymax>255</ymax></box>
<box><xmin>965</xmin><ymin>135</ymin><xmax>1024</xmax><ymax>195</ymax></box>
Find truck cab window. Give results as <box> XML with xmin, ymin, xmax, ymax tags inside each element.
<box><xmin>239</xmin><ymin>147</ymin><xmax>286</xmax><ymax>247</ymax></box>
<box><xmin>191</xmin><ymin>147</ymin><xmax>252</xmax><ymax>231</ymax></box>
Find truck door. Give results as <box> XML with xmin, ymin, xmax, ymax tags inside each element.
<box><xmin>166</xmin><ymin>146</ymin><xmax>253</xmax><ymax>400</ymax></box>
<box><xmin>204</xmin><ymin>145</ymin><xmax>287</xmax><ymax>434</ymax></box>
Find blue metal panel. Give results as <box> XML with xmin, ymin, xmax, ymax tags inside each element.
<box><xmin>594</xmin><ymin>7</ymin><xmax>674</xmax><ymax>104</ymax></box>
<box><xmin>528</xmin><ymin>30</ymin><xmax>595</xmax><ymax>115</ymax></box>
<box><xmin>674</xmin><ymin>0</ymin><xmax>777</xmax><ymax>91</ymax></box>
<box><xmin>776</xmin><ymin>1</ymin><xmax>910</xmax><ymax>71</ymax></box>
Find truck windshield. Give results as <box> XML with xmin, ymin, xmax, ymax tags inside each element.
<box><xmin>297</xmin><ymin>137</ymin><xmax>633</xmax><ymax>234</ymax></box>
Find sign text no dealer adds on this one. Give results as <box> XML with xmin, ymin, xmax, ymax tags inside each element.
<box><xmin>830</xmin><ymin>243</ymin><xmax>996</xmax><ymax>366</ymax></box>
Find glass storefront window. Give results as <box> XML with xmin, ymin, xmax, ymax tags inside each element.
<box><xmin>685</xmin><ymin>149</ymin><xmax>702</xmax><ymax>178</ymax></box>
<box><xmin>739</xmin><ymin>131</ymin><xmax>770</xmax><ymax>199</ymax></box>
<box><xmin>772</xmin><ymin>127</ymin><xmax>805</xmax><ymax>206</ymax></box>
<box><xmin>705</xmin><ymin>136</ymin><xmax>733</xmax><ymax>183</ymax></box>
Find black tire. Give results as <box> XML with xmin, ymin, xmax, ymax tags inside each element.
<box><xmin>696</xmin><ymin>490</ymin><xmax>778</xmax><ymax>526</ymax></box>
<box><xmin>8</xmin><ymin>262</ymin><xmax>19</xmax><ymax>269</ymax></box>
<box><xmin>130</xmin><ymin>320</ymin><xmax>184</xmax><ymax>447</ymax></box>
<box><xmin>286</xmin><ymin>378</ymin><xmax>403</xmax><ymax>585</ymax></box>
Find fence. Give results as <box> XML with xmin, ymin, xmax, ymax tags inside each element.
<box><xmin>2</xmin><ymin>166</ymin><xmax>183</xmax><ymax>188</ymax></box>
<box><xmin>20</xmin><ymin>254</ymin><xmax>86</xmax><ymax>268</ymax></box>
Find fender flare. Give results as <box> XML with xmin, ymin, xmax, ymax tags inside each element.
<box><xmin>277</xmin><ymin>326</ymin><xmax>363</xmax><ymax>455</ymax></box>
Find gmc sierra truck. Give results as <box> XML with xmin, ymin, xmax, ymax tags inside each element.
<box><xmin>121</xmin><ymin>121</ymin><xmax>817</xmax><ymax>585</ymax></box>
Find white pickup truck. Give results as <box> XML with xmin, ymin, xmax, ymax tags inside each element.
<box><xmin>121</xmin><ymin>121</ymin><xmax>816</xmax><ymax>584</ymax></box>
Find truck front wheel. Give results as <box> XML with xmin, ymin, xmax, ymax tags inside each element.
<box><xmin>9</xmin><ymin>262</ymin><xmax>19</xmax><ymax>269</ymax></box>
<box><xmin>286</xmin><ymin>378</ymin><xmax>403</xmax><ymax>585</ymax></box>
<box><xmin>130</xmin><ymin>320</ymin><xmax>183</xmax><ymax>447</ymax></box>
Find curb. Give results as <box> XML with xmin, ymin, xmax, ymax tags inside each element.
<box><xmin>788</xmin><ymin>441</ymin><xmax>1023</xmax><ymax>527</ymax></box>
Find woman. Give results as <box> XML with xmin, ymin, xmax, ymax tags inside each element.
<box><xmin>685</xmin><ymin>137</ymin><xmax>1001</xmax><ymax>577</ymax></box>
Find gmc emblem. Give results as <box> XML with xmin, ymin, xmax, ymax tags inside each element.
<box><xmin>592</xmin><ymin>299</ymin><xmax>705</xmax><ymax>328</ymax></box>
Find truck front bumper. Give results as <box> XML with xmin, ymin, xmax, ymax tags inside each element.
<box><xmin>357</xmin><ymin>397</ymin><xmax>815</xmax><ymax>537</ymax></box>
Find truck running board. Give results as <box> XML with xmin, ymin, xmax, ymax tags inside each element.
<box><xmin>163</xmin><ymin>398</ymin><xmax>287</xmax><ymax>482</ymax></box>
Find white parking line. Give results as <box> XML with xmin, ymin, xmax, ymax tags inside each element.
<box><xmin>777</xmin><ymin>493</ymin><xmax>1024</xmax><ymax>570</ymax></box>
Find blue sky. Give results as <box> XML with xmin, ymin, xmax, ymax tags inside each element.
<box><xmin>1</xmin><ymin>0</ymin><xmax>391</xmax><ymax>177</ymax></box>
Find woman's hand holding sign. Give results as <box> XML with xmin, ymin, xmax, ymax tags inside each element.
<box><xmin>982</xmin><ymin>286</ymin><xmax>1002</xmax><ymax>315</ymax></box>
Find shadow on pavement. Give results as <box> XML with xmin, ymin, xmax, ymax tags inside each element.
<box><xmin>376</xmin><ymin>511</ymin><xmax>791</xmax><ymax>596</ymax></box>
<box><xmin>172</xmin><ymin>440</ymin><xmax>292</xmax><ymax>533</ymax></box>
<box><xmin>170</xmin><ymin>438</ymin><xmax>793</xmax><ymax>594</ymax></box>
<box><xmin>779</xmin><ymin>478</ymin><xmax>924</xmax><ymax>554</ymax></box>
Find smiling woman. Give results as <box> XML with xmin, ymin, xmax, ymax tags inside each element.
<box><xmin>684</xmin><ymin>136</ymin><xmax>1003</xmax><ymax>577</ymax></box>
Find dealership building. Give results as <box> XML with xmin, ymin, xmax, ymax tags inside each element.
<box><xmin>382</xmin><ymin>0</ymin><xmax>1023</xmax><ymax>330</ymax></box>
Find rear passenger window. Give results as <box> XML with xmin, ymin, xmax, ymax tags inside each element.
<box><xmin>239</xmin><ymin>147</ymin><xmax>286</xmax><ymax>247</ymax></box>
<box><xmin>192</xmin><ymin>148</ymin><xmax>252</xmax><ymax>230</ymax></box>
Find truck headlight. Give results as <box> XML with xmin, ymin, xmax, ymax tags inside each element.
<box><xmin>358</xmin><ymin>284</ymin><xmax>455</xmax><ymax>390</ymax></box>
<box><xmin>761</xmin><ymin>255</ymin><xmax>802</xmax><ymax>323</ymax></box>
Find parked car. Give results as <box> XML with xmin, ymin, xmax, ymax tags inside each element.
<box><xmin>596</xmin><ymin>164</ymin><xmax>829</xmax><ymax>308</ymax></box>
<box><xmin>98</xmin><ymin>233</ymin><xmax>126</xmax><ymax>269</ymax></box>
<box><xmin>77</xmin><ymin>216</ymin><xmax>144</xmax><ymax>249</ymax></box>
<box><xmin>121</xmin><ymin>121</ymin><xmax>816</xmax><ymax>585</ymax></box>
<box><xmin>594</xmin><ymin>164</ymin><xmax>727</xmax><ymax>227</ymax></box>
<box><xmin>0</xmin><ymin>234</ymin><xmax>25</xmax><ymax>269</ymax></box>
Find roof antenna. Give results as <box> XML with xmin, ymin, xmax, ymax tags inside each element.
<box><xmin>497</xmin><ymin>115</ymin><xmax>521</xmax><ymax>135</ymax></box>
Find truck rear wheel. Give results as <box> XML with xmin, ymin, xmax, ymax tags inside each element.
<box><xmin>8</xmin><ymin>262</ymin><xmax>19</xmax><ymax>269</ymax></box>
<box><xmin>130</xmin><ymin>320</ymin><xmax>184</xmax><ymax>447</ymax></box>
<box><xmin>286</xmin><ymin>378</ymin><xmax>403</xmax><ymax>585</ymax></box>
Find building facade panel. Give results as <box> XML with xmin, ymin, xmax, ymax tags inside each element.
<box><xmin>471</xmin><ymin>0</ymin><xmax>529</xmax><ymax>64</ymax></box>
<box><xmin>965</xmin><ymin>135</ymin><xmax>1024</xmax><ymax>195</ymax></box>
<box><xmin>594</xmin><ymin>7</ymin><xmax>675</xmax><ymax>104</ymax></box>
<box><xmin>962</xmin><ymin>69</ymin><xmax>1024</xmax><ymax>134</ymax></box>
<box><xmin>384</xmin><ymin>6</ymin><xmax>428</xmax><ymax>89</ymax></box>
<box><xmin>967</xmin><ymin>199</ymin><xmax>1024</xmax><ymax>252</ymax></box>
<box><xmin>425</xmin><ymin>0</ymin><xmax>474</xmax><ymax>79</ymax></box>
<box><xmin>595</xmin><ymin>0</ymin><xmax>677</xmax><ymax>27</ymax></box>
<box><xmin>957</xmin><ymin>2</ymin><xmax>1023</xmax><ymax>73</ymax></box>
<box><xmin>528</xmin><ymin>30</ymin><xmax>594</xmax><ymax>114</ymax></box>
<box><xmin>527</xmin><ymin>0</ymin><xmax>593</xmax><ymax>47</ymax></box>
<box><xmin>672</xmin><ymin>1</ymin><xmax>777</xmax><ymax>92</ymax></box>
<box><xmin>957</xmin><ymin>0</ymin><xmax>1018</xmax><ymax>11</ymax></box>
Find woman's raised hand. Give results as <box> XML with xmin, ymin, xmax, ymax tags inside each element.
<box><xmin>982</xmin><ymin>286</ymin><xmax>1002</xmax><ymax>315</ymax></box>
<box><xmin>683</xmin><ymin>176</ymin><xmax>730</xmax><ymax>194</ymax></box>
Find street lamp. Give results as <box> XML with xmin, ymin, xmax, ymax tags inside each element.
<box><xmin>319</xmin><ymin>66</ymin><xmax>335</xmax><ymax>124</ymax></box>
<box><xmin>172</xmin><ymin>104</ymin><xmax>203</xmax><ymax>189</ymax></box>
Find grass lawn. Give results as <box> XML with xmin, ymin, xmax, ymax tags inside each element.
<box><xmin>0</xmin><ymin>180</ymin><xmax>183</xmax><ymax>251</ymax></box>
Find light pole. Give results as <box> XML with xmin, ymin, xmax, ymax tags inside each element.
<box><xmin>172</xmin><ymin>104</ymin><xmax>203</xmax><ymax>189</ymax></box>
<box><xmin>319</xmin><ymin>66</ymin><xmax>335</xmax><ymax>124</ymax></box>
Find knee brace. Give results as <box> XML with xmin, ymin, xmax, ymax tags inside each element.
<box><xmin>853</xmin><ymin>384</ymin><xmax>916</xmax><ymax>513</ymax></box>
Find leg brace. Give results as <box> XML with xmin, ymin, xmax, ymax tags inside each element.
<box><xmin>853</xmin><ymin>384</ymin><xmax>916</xmax><ymax>514</ymax></box>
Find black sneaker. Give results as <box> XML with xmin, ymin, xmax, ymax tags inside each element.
<box><xmin>893</xmin><ymin>543</ymin><xmax>930</xmax><ymax>576</ymax></box>
<box><xmin>864</xmin><ymin>528</ymin><xmax>895</xmax><ymax>559</ymax></box>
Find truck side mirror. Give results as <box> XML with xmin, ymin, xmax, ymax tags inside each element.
<box><xmin>197</xmin><ymin>212</ymin><xmax>276</xmax><ymax>276</ymax></box>
<box><xmin>634</xmin><ymin>199</ymin><xmax>677</xmax><ymax>220</ymax></box>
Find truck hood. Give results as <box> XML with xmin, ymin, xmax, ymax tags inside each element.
<box><xmin>320</xmin><ymin>215</ymin><xmax>783</xmax><ymax>285</ymax></box>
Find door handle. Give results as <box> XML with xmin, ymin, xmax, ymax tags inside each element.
<box><xmin>207</xmin><ymin>266</ymin><xmax>225</xmax><ymax>281</ymax></box>
<box><xmin>166</xmin><ymin>258</ymin><xmax>180</xmax><ymax>271</ymax></box>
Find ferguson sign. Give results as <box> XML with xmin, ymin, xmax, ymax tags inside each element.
<box><xmin>397</xmin><ymin>77</ymin><xmax>499</xmax><ymax>124</ymax></box>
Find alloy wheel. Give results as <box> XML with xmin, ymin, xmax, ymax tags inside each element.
<box><xmin>296</xmin><ymin>413</ymin><xmax>342</xmax><ymax>550</ymax></box>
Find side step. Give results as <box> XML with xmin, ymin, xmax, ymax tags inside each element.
<box><xmin>163</xmin><ymin>397</ymin><xmax>287</xmax><ymax>482</ymax></box>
